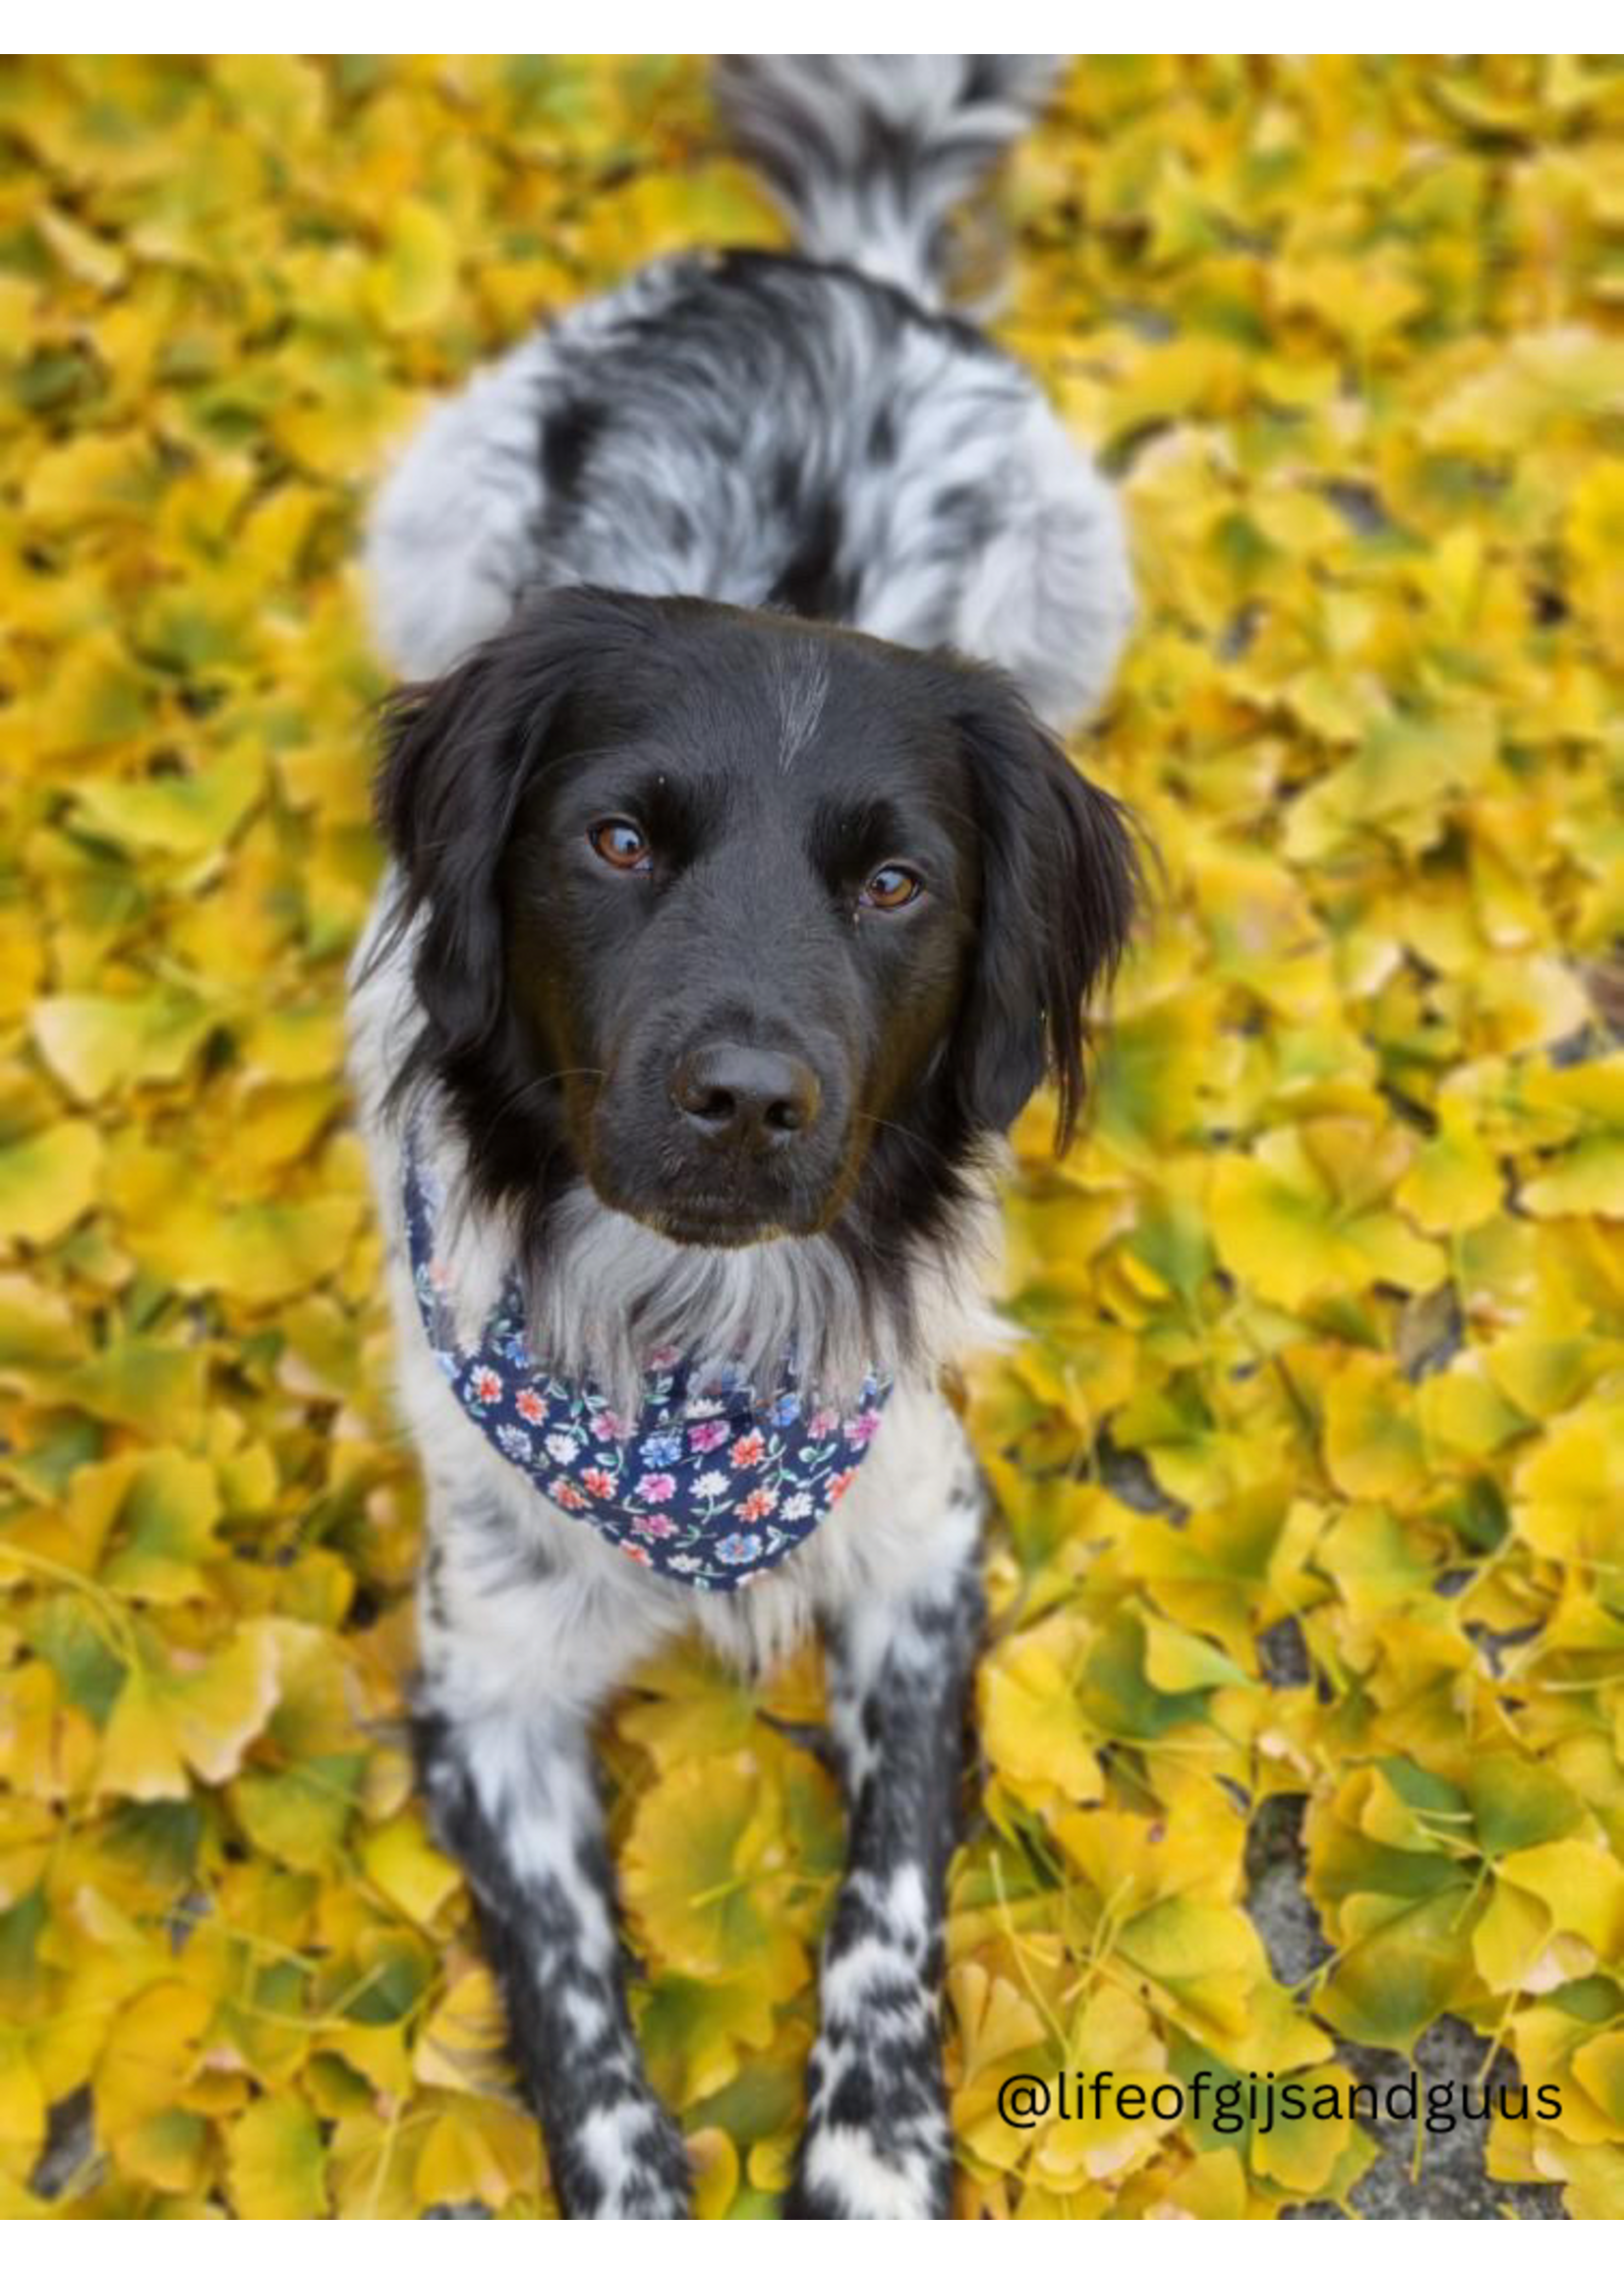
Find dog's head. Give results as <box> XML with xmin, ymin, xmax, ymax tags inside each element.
<box><xmin>376</xmin><ymin>587</ymin><xmax>1136</xmax><ymax>1254</ymax></box>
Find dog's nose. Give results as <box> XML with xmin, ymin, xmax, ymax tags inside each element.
<box><xmin>669</xmin><ymin>1044</ymin><xmax>821</xmax><ymax>1152</ymax></box>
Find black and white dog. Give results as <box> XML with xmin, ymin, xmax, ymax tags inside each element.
<box><xmin>349</xmin><ymin>56</ymin><xmax>1137</xmax><ymax>2219</ymax></box>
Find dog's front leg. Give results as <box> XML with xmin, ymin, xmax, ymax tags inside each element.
<box><xmin>413</xmin><ymin>1565</ymin><xmax>691</xmax><ymax>2218</ymax></box>
<box><xmin>786</xmin><ymin>1450</ymin><xmax>985</xmax><ymax>2220</ymax></box>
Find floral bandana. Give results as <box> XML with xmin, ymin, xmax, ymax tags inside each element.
<box><xmin>403</xmin><ymin>1136</ymin><xmax>893</xmax><ymax>1591</ymax></box>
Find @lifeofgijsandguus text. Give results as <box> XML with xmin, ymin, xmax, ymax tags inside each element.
<box><xmin>996</xmin><ymin>2070</ymin><xmax>1562</xmax><ymax>2135</ymax></box>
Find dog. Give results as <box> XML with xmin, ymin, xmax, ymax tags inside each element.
<box><xmin>348</xmin><ymin>55</ymin><xmax>1138</xmax><ymax>2220</ymax></box>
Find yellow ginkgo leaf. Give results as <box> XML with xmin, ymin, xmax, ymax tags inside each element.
<box><xmin>1321</xmin><ymin>1355</ymin><xmax>1428</xmax><ymax>1503</ymax></box>
<box><xmin>366</xmin><ymin>200</ymin><xmax>460</xmax><ymax>333</ymax></box>
<box><xmin>30</xmin><ymin>989</ymin><xmax>214</xmax><ymax>1106</ymax></box>
<box><xmin>1567</xmin><ymin>457</ymin><xmax>1624</xmax><ymax>663</ymax></box>
<box><xmin>1512</xmin><ymin>1393</ymin><xmax>1624</xmax><ymax>1563</ymax></box>
<box><xmin>412</xmin><ymin>2100</ymin><xmax>536</xmax><ymax>2212</ymax></box>
<box><xmin>362</xmin><ymin>1811</ymin><xmax>463</xmax><ymax>1928</ymax></box>
<box><xmin>227</xmin><ymin>2096</ymin><xmax>330</xmax><ymax>2219</ymax></box>
<box><xmin>1138</xmin><ymin>1613</ymin><xmax>1251</xmax><ymax>1695</ymax></box>
<box><xmin>0</xmin><ymin>1119</ymin><xmax>102</xmax><ymax>1248</ymax></box>
<box><xmin>95</xmin><ymin>1667</ymin><xmax>190</xmax><ymax>1802</ymax></box>
<box><xmin>621</xmin><ymin>1752</ymin><xmax>809</xmax><ymax>2002</ymax></box>
<box><xmin>1397</xmin><ymin>1106</ymin><xmax>1503</xmax><ymax>1232</ymax></box>
<box><xmin>97</xmin><ymin>1449</ymin><xmax>222</xmax><ymax>1603</ymax></box>
<box><xmin>979</xmin><ymin>1622</ymin><xmax>1104</xmax><ymax>1813</ymax></box>
<box><xmin>1571</xmin><ymin>2036</ymin><xmax>1624</xmax><ymax>2131</ymax></box>
<box><xmin>689</xmin><ymin>2126</ymin><xmax>741</xmax><ymax>2220</ymax></box>
<box><xmin>97</xmin><ymin>1623</ymin><xmax>279</xmax><ymax>1799</ymax></box>
<box><xmin>1495</xmin><ymin>1840</ymin><xmax>1624</xmax><ymax>1961</ymax></box>
<box><xmin>1210</xmin><ymin>1125</ymin><xmax>1442</xmax><ymax>1310</ymax></box>
<box><xmin>949</xmin><ymin>1961</ymin><xmax>1048</xmax><ymax>2083</ymax></box>
<box><xmin>0</xmin><ymin>2037</ymin><xmax>46</xmax><ymax>2159</ymax></box>
<box><xmin>1249</xmin><ymin>2064</ymin><xmax>1356</xmax><ymax>2194</ymax></box>
<box><xmin>71</xmin><ymin>746</ymin><xmax>264</xmax><ymax>861</ymax></box>
<box><xmin>94</xmin><ymin>1979</ymin><xmax>215</xmax><ymax>2158</ymax></box>
<box><xmin>412</xmin><ymin>1963</ymin><xmax>511</xmax><ymax>2099</ymax></box>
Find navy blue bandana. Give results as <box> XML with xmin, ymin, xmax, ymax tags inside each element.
<box><xmin>403</xmin><ymin>1136</ymin><xmax>893</xmax><ymax>1591</ymax></box>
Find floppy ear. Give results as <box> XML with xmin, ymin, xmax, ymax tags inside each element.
<box><xmin>952</xmin><ymin>677</ymin><xmax>1139</xmax><ymax>1148</ymax></box>
<box><xmin>374</xmin><ymin>586</ymin><xmax>643</xmax><ymax>1069</ymax></box>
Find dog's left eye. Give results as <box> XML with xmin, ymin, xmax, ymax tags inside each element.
<box><xmin>859</xmin><ymin>864</ymin><xmax>923</xmax><ymax>910</ymax></box>
<box><xmin>589</xmin><ymin>819</ymin><xmax>652</xmax><ymax>872</ymax></box>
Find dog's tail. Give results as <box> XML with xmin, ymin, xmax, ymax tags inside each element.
<box><xmin>711</xmin><ymin>55</ymin><xmax>1065</xmax><ymax>310</ymax></box>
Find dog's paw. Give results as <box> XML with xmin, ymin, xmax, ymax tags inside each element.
<box><xmin>551</xmin><ymin>2093</ymin><xmax>693</xmax><ymax>2219</ymax></box>
<box><xmin>783</xmin><ymin>2117</ymin><xmax>953</xmax><ymax>2220</ymax></box>
<box><xmin>784</xmin><ymin>2033</ymin><xmax>953</xmax><ymax>2223</ymax></box>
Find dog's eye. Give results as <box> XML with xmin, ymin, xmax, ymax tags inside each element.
<box><xmin>589</xmin><ymin>819</ymin><xmax>652</xmax><ymax>873</ymax></box>
<box><xmin>860</xmin><ymin>864</ymin><xmax>923</xmax><ymax>910</ymax></box>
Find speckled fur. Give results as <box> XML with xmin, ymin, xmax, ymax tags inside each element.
<box><xmin>352</xmin><ymin>57</ymin><xmax>1131</xmax><ymax>2220</ymax></box>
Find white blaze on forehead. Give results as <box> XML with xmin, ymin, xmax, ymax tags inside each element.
<box><xmin>773</xmin><ymin>641</ymin><xmax>830</xmax><ymax>769</ymax></box>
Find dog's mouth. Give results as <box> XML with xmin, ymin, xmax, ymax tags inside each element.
<box><xmin>640</xmin><ymin>1195</ymin><xmax>795</xmax><ymax>1249</ymax></box>
<box><xmin>587</xmin><ymin>1152</ymin><xmax>857</xmax><ymax>1250</ymax></box>
<box><xmin>605</xmin><ymin>1170</ymin><xmax>842</xmax><ymax>1249</ymax></box>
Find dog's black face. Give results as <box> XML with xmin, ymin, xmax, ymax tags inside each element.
<box><xmin>500</xmin><ymin>616</ymin><xmax>990</xmax><ymax>1246</ymax></box>
<box><xmin>377</xmin><ymin>587</ymin><xmax>1135</xmax><ymax>1263</ymax></box>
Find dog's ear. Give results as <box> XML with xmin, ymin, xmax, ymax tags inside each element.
<box><xmin>374</xmin><ymin>587</ymin><xmax>643</xmax><ymax>1067</ymax></box>
<box><xmin>951</xmin><ymin>676</ymin><xmax>1138</xmax><ymax>1148</ymax></box>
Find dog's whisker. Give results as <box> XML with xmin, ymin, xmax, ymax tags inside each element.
<box><xmin>852</xmin><ymin>1108</ymin><xmax>958</xmax><ymax>1174</ymax></box>
<box><xmin>472</xmin><ymin>1066</ymin><xmax>606</xmax><ymax>1139</ymax></box>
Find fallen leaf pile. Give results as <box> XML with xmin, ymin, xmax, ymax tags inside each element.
<box><xmin>1</xmin><ymin>54</ymin><xmax>1621</xmax><ymax>2219</ymax></box>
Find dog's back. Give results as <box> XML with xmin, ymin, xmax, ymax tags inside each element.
<box><xmin>366</xmin><ymin>57</ymin><xmax>1131</xmax><ymax>730</ymax></box>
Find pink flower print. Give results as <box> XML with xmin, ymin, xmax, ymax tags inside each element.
<box><xmin>827</xmin><ymin>1466</ymin><xmax>858</xmax><ymax>1504</ymax></box>
<box><xmin>689</xmin><ymin>1419</ymin><xmax>729</xmax><ymax>1454</ymax></box>
<box><xmin>471</xmin><ymin>1366</ymin><xmax>502</xmax><ymax>1405</ymax></box>
<box><xmin>807</xmin><ymin>1407</ymin><xmax>839</xmax><ymax>1439</ymax></box>
<box><xmin>730</xmin><ymin>1429</ymin><xmax>766</xmax><ymax>1470</ymax></box>
<box><xmin>551</xmin><ymin>1480</ymin><xmax>587</xmax><ymax>1511</ymax></box>
<box><xmin>583</xmin><ymin>1467</ymin><xmax>615</xmax><ymax>1499</ymax></box>
<box><xmin>646</xmin><ymin>1343</ymin><xmax>681</xmax><ymax>1370</ymax></box>
<box><xmin>634</xmin><ymin>1511</ymin><xmax>677</xmax><ymax>1539</ymax></box>
<box><xmin>591</xmin><ymin>1408</ymin><xmax>631</xmax><ymax>1442</ymax></box>
<box><xmin>843</xmin><ymin>1411</ymin><xmax>882</xmax><ymax>1447</ymax></box>
<box><xmin>740</xmin><ymin>1487</ymin><xmax>778</xmax><ymax>1522</ymax></box>
<box><xmin>636</xmin><ymin>1472</ymin><xmax>676</xmax><ymax>1503</ymax></box>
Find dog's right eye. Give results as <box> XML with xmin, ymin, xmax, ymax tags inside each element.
<box><xmin>588</xmin><ymin>819</ymin><xmax>652</xmax><ymax>873</ymax></box>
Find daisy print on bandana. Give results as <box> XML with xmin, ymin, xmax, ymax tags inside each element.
<box><xmin>402</xmin><ymin>1133</ymin><xmax>892</xmax><ymax>1591</ymax></box>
